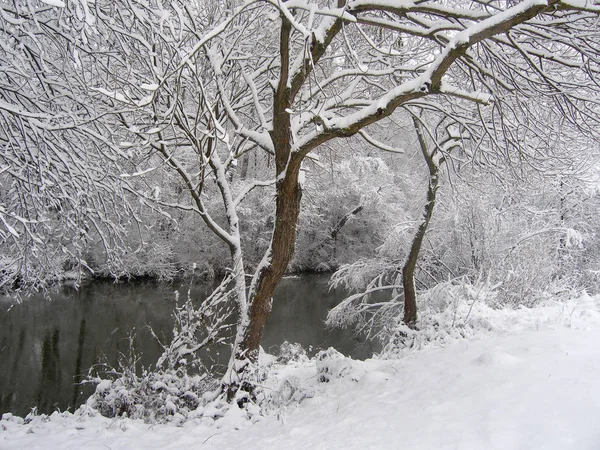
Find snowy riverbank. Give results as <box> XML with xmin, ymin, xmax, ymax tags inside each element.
<box><xmin>3</xmin><ymin>294</ymin><xmax>600</xmax><ymax>449</ymax></box>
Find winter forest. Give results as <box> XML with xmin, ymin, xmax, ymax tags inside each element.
<box><xmin>2</xmin><ymin>0</ymin><xmax>600</xmax><ymax>447</ymax></box>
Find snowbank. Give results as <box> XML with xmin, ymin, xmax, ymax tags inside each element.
<box><xmin>2</xmin><ymin>293</ymin><xmax>600</xmax><ymax>449</ymax></box>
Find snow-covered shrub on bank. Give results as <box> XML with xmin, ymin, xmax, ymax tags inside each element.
<box><xmin>89</xmin><ymin>364</ymin><xmax>215</xmax><ymax>423</ymax></box>
<box><xmin>379</xmin><ymin>280</ymin><xmax>600</xmax><ymax>357</ymax></box>
<box><xmin>95</xmin><ymin>240</ymin><xmax>179</xmax><ymax>282</ymax></box>
<box><xmin>256</xmin><ymin>343</ymin><xmax>372</xmax><ymax>412</ymax></box>
<box><xmin>378</xmin><ymin>277</ymin><xmax>499</xmax><ymax>355</ymax></box>
<box><xmin>327</xmin><ymin>274</ymin><xmax>495</xmax><ymax>351</ymax></box>
<box><xmin>276</xmin><ymin>341</ymin><xmax>308</xmax><ymax>364</ymax></box>
<box><xmin>256</xmin><ymin>343</ymin><xmax>315</xmax><ymax>410</ymax></box>
<box><xmin>328</xmin><ymin>268</ymin><xmax>579</xmax><ymax>357</ymax></box>
<box><xmin>315</xmin><ymin>348</ymin><xmax>364</xmax><ymax>383</ymax></box>
<box><xmin>89</xmin><ymin>277</ymin><xmax>235</xmax><ymax>423</ymax></box>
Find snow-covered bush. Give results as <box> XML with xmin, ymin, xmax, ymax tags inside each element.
<box><xmin>89</xmin><ymin>362</ymin><xmax>215</xmax><ymax>423</ymax></box>
<box><xmin>377</xmin><ymin>277</ymin><xmax>496</xmax><ymax>354</ymax></box>
<box><xmin>89</xmin><ymin>277</ymin><xmax>235</xmax><ymax>423</ymax></box>
<box><xmin>374</xmin><ymin>277</ymin><xmax>588</xmax><ymax>358</ymax></box>
<box><xmin>99</xmin><ymin>240</ymin><xmax>179</xmax><ymax>282</ymax></box>
<box><xmin>277</xmin><ymin>341</ymin><xmax>308</xmax><ymax>364</ymax></box>
<box><xmin>258</xmin><ymin>346</ymin><xmax>370</xmax><ymax>412</ymax></box>
<box><xmin>247</xmin><ymin>343</ymin><xmax>313</xmax><ymax>410</ymax></box>
<box><xmin>326</xmin><ymin>263</ymin><xmax>403</xmax><ymax>339</ymax></box>
<box><xmin>253</xmin><ymin>344</ymin><xmax>367</xmax><ymax>413</ymax></box>
<box><xmin>315</xmin><ymin>348</ymin><xmax>360</xmax><ymax>383</ymax></box>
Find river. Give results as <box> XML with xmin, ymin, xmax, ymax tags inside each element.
<box><xmin>0</xmin><ymin>274</ymin><xmax>378</xmax><ymax>417</ymax></box>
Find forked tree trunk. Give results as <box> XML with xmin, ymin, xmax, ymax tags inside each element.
<box><xmin>225</xmin><ymin>154</ymin><xmax>304</xmax><ymax>400</ymax></box>
<box><xmin>402</xmin><ymin>116</ymin><xmax>440</xmax><ymax>326</ymax></box>
<box><xmin>225</xmin><ymin>17</ymin><xmax>305</xmax><ymax>400</ymax></box>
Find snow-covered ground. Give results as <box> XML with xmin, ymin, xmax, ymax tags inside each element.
<box><xmin>3</xmin><ymin>294</ymin><xmax>600</xmax><ymax>450</ymax></box>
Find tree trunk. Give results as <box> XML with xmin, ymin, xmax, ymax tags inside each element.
<box><xmin>224</xmin><ymin>6</ymin><xmax>348</xmax><ymax>400</ymax></box>
<box><xmin>331</xmin><ymin>204</ymin><xmax>364</xmax><ymax>241</ymax></box>
<box><xmin>225</xmin><ymin>17</ymin><xmax>304</xmax><ymax>400</ymax></box>
<box><xmin>331</xmin><ymin>203</ymin><xmax>364</xmax><ymax>259</ymax></box>
<box><xmin>225</xmin><ymin>156</ymin><xmax>303</xmax><ymax>400</ymax></box>
<box><xmin>242</xmin><ymin>168</ymin><xmax>303</xmax><ymax>356</ymax></box>
<box><xmin>402</xmin><ymin>117</ymin><xmax>440</xmax><ymax>326</ymax></box>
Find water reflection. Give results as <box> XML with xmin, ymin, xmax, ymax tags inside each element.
<box><xmin>0</xmin><ymin>274</ymin><xmax>378</xmax><ymax>417</ymax></box>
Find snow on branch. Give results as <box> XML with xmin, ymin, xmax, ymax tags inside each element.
<box><xmin>233</xmin><ymin>178</ymin><xmax>277</xmax><ymax>207</ymax></box>
<box><xmin>177</xmin><ymin>1</ymin><xmax>262</xmax><ymax>69</ymax></box>
<box><xmin>557</xmin><ymin>0</ymin><xmax>600</xmax><ymax>12</ymax></box>
<box><xmin>205</xmin><ymin>50</ymin><xmax>274</xmax><ymax>153</ymax></box>
<box><xmin>348</xmin><ymin>0</ymin><xmax>490</xmax><ymax>20</ymax></box>
<box><xmin>504</xmin><ymin>227</ymin><xmax>584</xmax><ymax>258</ymax></box>
<box><xmin>264</xmin><ymin>0</ymin><xmax>311</xmax><ymax>38</ymax></box>
<box><xmin>326</xmin><ymin>284</ymin><xmax>403</xmax><ymax>329</ymax></box>
<box><xmin>358</xmin><ymin>130</ymin><xmax>405</xmax><ymax>154</ymax></box>
<box><xmin>439</xmin><ymin>82</ymin><xmax>493</xmax><ymax>105</ymax></box>
<box><xmin>284</xmin><ymin>1</ymin><xmax>357</xmax><ymax>21</ymax></box>
<box><xmin>291</xmin><ymin>0</ymin><xmax>581</xmax><ymax>157</ymax></box>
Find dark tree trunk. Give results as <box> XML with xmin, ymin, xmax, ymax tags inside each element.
<box><xmin>237</xmin><ymin>162</ymin><xmax>303</xmax><ymax>361</ymax></box>
<box><xmin>331</xmin><ymin>204</ymin><xmax>364</xmax><ymax>241</ymax></box>
<box><xmin>237</xmin><ymin>18</ymin><xmax>298</xmax><ymax>360</ymax></box>
<box><xmin>239</xmin><ymin>153</ymin><xmax>249</xmax><ymax>180</ymax></box>
<box><xmin>330</xmin><ymin>203</ymin><xmax>364</xmax><ymax>259</ymax></box>
<box><xmin>226</xmin><ymin>18</ymin><xmax>306</xmax><ymax>400</ymax></box>
<box><xmin>226</xmin><ymin>6</ymin><xmax>348</xmax><ymax>401</ymax></box>
<box><xmin>226</xmin><ymin>151</ymin><xmax>305</xmax><ymax>401</ymax></box>
<box><xmin>402</xmin><ymin>116</ymin><xmax>440</xmax><ymax>326</ymax></box>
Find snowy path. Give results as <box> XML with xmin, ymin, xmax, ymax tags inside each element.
<box><xmin>2</xmin><ymin>310</ymin><xmax>600</xmax><ymax>449</ymax></box>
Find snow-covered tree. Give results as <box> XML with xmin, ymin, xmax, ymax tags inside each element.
<box><xmin>4</xmin><ymin>0</ymin><xmax>600</xmax><ymax>401</ymax></box>
<box><xmin>175</xmin><ymin>0</ymin><xmax>600</xmax><ymax>397</ymax></box>
<box><xmin>0</xmin><ymin>0</ymin><xmax>138</xmax><ymax>292</ymax></box>
<box><xmin>328</xmin><ymin>111</ymin><xmax>600</xmax><ymax>340</ymax></box>
<box><xmin>326</xmin><ymin>109</ymin><xmax>460</xmax><ymax>329</ymax></box>
<box><xmin>94</xmin><ymin>0</ymin><xmax>600</xmax><ymax>398</ymax></box>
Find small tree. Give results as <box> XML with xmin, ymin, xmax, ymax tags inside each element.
<box><xmin>401</xmin><ymin>112</ymin><xmax>462</xmax><ymax>325</ymax></box>
<box><xmin>327</xmin><ymin>110</ymin><xmax>460</xmax><ymax>328</ymax></box>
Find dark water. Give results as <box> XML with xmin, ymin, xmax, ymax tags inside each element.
<box><xmin>0</xmin><ymin>274</ymin><xmax>377</xmax><ymax>417</ymax></box>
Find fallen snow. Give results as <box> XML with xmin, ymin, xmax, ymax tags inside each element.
<box><xmin>2</xmin><ymin>295</ymin><xmax>600</xmax><ymax>449</ymax></box>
